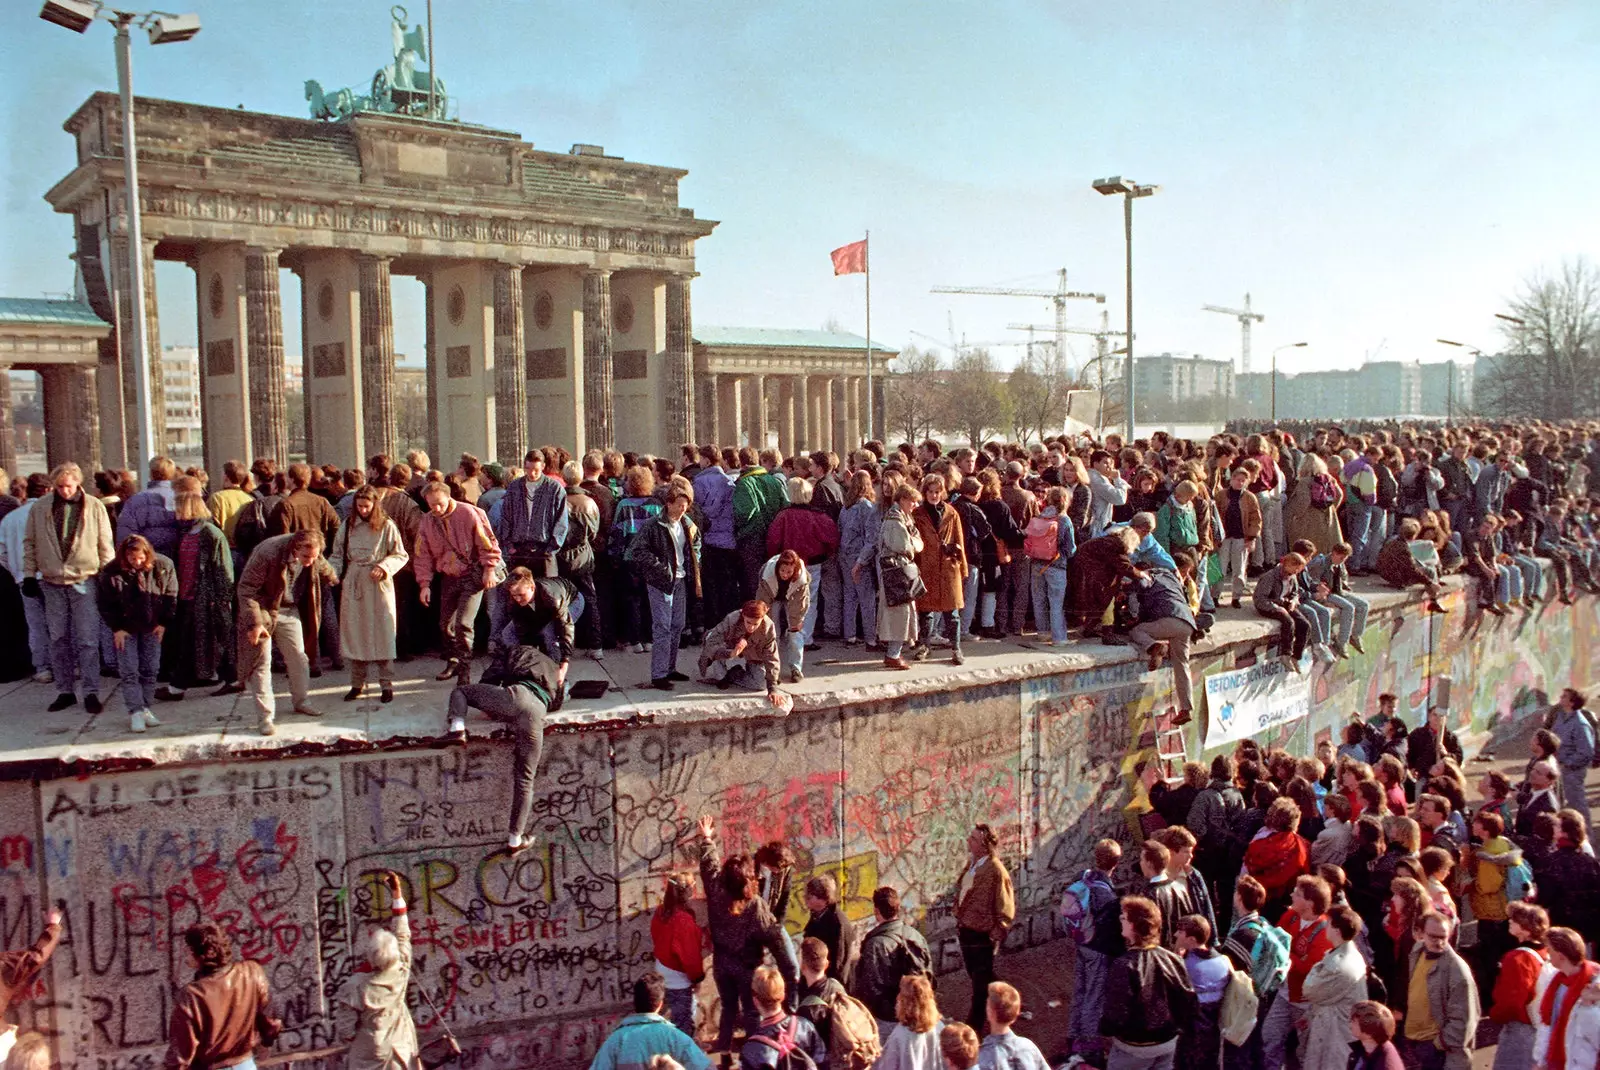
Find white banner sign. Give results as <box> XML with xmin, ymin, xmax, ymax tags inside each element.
<box><xmin>1203</xmin><ymin>658</ymin><xmax>1312</xmax><ymax>749</ymax></box>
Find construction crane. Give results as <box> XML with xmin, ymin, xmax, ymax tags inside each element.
<box><xmin>932</xmin><ymin>268</ymin><xmax>1105</xmax><ymax>378</ymax></box>
<box><xmin>1202</xmin><ymin>292</ymin><xmax>1265</xmax><ymax>374</ymax></box>
<box><xmin>907</xmin><ymin>330</ymin><xmax>1026</xmax><ymax>355</ymax></box>
<box><xmin>1007</xmin><ymin>318</ymin><xmax>1127</xmax><ymax>378</ymax></box>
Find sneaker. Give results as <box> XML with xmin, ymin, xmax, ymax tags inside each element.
<box><xmin>642</xmin><ymin>642</ymin><xmax>653</xmax><ymax>652</ymax></box>
<box><xmin>142</xmin><ymin>708</ymin><xmax>161</xmax><ymax>727</ymax></box>
<box><xmin>786</xmin><ymin>668</ymin><xmax>804</xmax><ymax>683</ymax></box>
<box><xmin>84</xmin><ymin>694</ymin><xmax>103</xmax><ymax>715</ymax></box>
<box><xmin>951</xmin><ymin>651</ymin><xmax>965</xmax><ymax>666</ymax></box>
<box><xmin>130</xmin><ymin>710</ymin><xmax>146</xmax><ymax>733</ymax></box>
<box><xmin>507</xmin><ymin>833</ymin><xmax>533</xmax><ymax>853</ymax></box>
<box><xmin>47</xmin><ymin>693</ymin><xmax>76</xmax><ymax>713</ymax></box>
<box><xmin>259</xmin><ymin>719</ymin><xmax>276</xmax><ymax>736</ymax></box>
<box><xmin>667</xmin><ymin>671</ymin><xmax>690</xmax><ymax>682</ymax></box>
<box><xmin>843</xmin><ymin>638</ymin><xmax>860</xmax><ymax>647</ymax></box>
<box><xmin>1315</xmin><ymin>643</ymin><xmax>1335</xmax><ymax>664</ymax></box>
<box><xmin>910</xmin><ymin>644</ymin><xmax>930</xmax><ymax>661</ymax></box>
<box><xmin>32</xmin><ymin>670</ymin><xmax>53</xmax><ymax>684</ymax></box>
<box><xmin>632</xmin><ymin>643</ymin><xmax>647</xmax><ymax>654</ymax></box>
<box><xmin>587</xmin><ymin>648</ymin><xmax>606</xmax><ymax>661</ymax></box>
<box><xmin>293</xmin><ymin>703</ymin><xmax>323</xmax><ymax>717</ymax></box>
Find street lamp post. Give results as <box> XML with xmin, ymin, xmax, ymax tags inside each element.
<box><xmin>1093</xmin><ymin>176</ymin><xmax>1159</xmax><ymax>441</ymax></box>
<box><xmin>41</xmin><ymin>0</ymin><xmax>201</xmax><ymax>470</ymax></box>
<box><xmin>1270</xmin><ymin>342</ymin><xmax>1307</xmax><ymax>423</ymax></box>
<box><xmin>1435</xmin><ymin>339</ymin><xmax>1487</xmax><ymax>427</ymax></box>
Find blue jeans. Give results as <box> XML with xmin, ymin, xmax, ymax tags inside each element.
<box><xmin>843</xmin><ymin>567</ymin><xmax>877</xmax><ymax>642</ymax></box>
<box><xmin>21</xmin><ymin>590</ymin><xmax>48</xmax><ymax>675</ymax></box>
<box><xmin>42</xmin><ymin>579</ymin><xmax>101</xmax><ymax>697</ymax></box>
<box><xmin>647</xmin><ymin>580</ymin><xmax>686</xmax><ymax>681</ymax></box>
<box><xmin>771</xmin><ymin>600</ymin><xmax>804</xmax><ymax>676</ymax></box>
<box><xmin>663</xmin><ymin>986</ymin><xmax>696</xmax><ymax>1036</ymax></box>
<box><xmin>800</xmin><ymin>566</ymin><xmax>823</xmax><ymax>645</ymax></box>
<box><xmin>1359</xmin><ymin>510</ymin><xmax>1389</xmax><ymax>571</ymax></box>
<box><xmin>1030</xmin><ymin>562</ymin><xmax>1068</xmax><ymax>642</ymax></box>
<box><xmin>921</xmin><ymin>609</ymin><xmax>961</xmax><ymax>654</ymax></box>
<box><xmin>1512</xmin><ymin>554</ymin><xmax>1544</xmax><ymax>599</ymax></box>
<box><xmin>1068</xmin><ymin>945</ymin><xmax>1109</xmax><ymax>1048</ymax></box>
<box><xmin>1297</xmin><ymin>599</ymin><xmax>1331</xmax><ymax>645</ymax></box>
<box><xmin>1321</xmin><ymin>592</ymin><xmax>1369</xmax><ymax>649</ymax></box>
<box><xmin>1345</xmin><ymin>498</ymin><xmax>1375</xmax><ymax>567</ymax></box>
<box><xmin>116</xmin><ymin>628</ymin><xmax>162</xmax><ymax>711</ymax></box>
<box><xmin>959</xmin><ymin>566</ymin><xmax>980</xmax><ymax>636</ymax></box>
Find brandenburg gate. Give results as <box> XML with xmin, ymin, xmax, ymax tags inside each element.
<box><xmin>44</xmin><ymin>91</ymin><xmax>718</xmax><ymax>473</ymax></box>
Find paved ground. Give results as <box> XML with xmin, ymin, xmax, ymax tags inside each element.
<box><xmin>0</xmin><ymin>576</ymin><xmax>1435</xmax><ymax>773</ymax></box>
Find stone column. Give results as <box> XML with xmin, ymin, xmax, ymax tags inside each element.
<box><xmin>108</xmin><ymin>237</ymin><xmax>165</xmax><ymax>465</ymax></box>
<box><xmin>582</xmin><ymin>270</ymin><xmax>613</xmax><ymax>451</ymax></box>
<box><xmin>745</xmin><ymin>374</ymin><xmax>767</xmax><ymax>450</ymax></box>
<box><xmin>423</xmin><ymin>273</ymin><xmax>440</xmax><ymax>462</ymax></box>
<box><xmin>717</xmin><ymin>375</ymin><xmax>741</xmax><ymax>447</ymax></box>
<box><xmin>0</xmin><ymin>367</ymin><xmax>15</xmax><ymax>477</ymax></box>
<box><xmin>775</xmin><ymin>377</ymin><xmax>795</xmax><ymax>458</ymax></box>
<box><xmin>695</xmin><ymin>372</ymin><xmax>719</xmax><ymax>445</ymax></box>
<box><xmin>845</xmin><ymin>376</ymin><xmax>862</xmax><ymax>454</ymax></box>
<box><xmin>809</xmin><ymin>376</ymin><xmax>832</xmax><ymax>453</ymax></box>
<box><xmin>43</xmin><ymin>366</ymin><xmax>100</xmax><ymax>471</ymax></box>
<box><xmin>794</xmin><ymin>375</ymin><xmax>810</xmax><ymax>452</ymax></box>
<box><xmin>664</xmin><ymin>274</ymin><xmax>695</xmax><ymax>447</ymax></box>
<box><xmin>245</xmin><ymin>247</ymin><xmax>288</xmax><ymax>464</ymax></box>
<box><xmin>832</xmin><ymin>377</ymin><xmax>849</xmax><ymax>454</ymax></box>
<box><xmin>360</xmin><ymin>254</ymin><xmax>398</xmax><ymax>461</ymax></box>
<box><xmin>493</xmin><ymin>263</ymin><xmax>527</xmax><ymax>463</ymax></box>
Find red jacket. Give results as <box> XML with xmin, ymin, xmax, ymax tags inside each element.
<box><xmin>1244</xmin><ymin>830</ymin><xmax>1309</xmax><ymax>903</ymax></box>
<box><xmin>765</xmin><ymin>505</ymin><xmax>839</xmax><ymax>566</ymax></box>
<box><xmin>1277</xmin><ymin>909</ymin><xmax>1333</xmax><ymax>1004</ymax></box>
<box><xmin>650</xmin><ymin>906</ymin><xmax>705</xmax><ymax>983</ymax></box>
<box><xmin>1490</xmin><ymin>944</ymin><xmax>1548</xmax><ymax>1024</ymax></box>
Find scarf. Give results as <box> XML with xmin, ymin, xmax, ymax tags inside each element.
<box><xmin>1540</xmin><ymin>959</ymin><xmax>1600</xmax><ymax>1070</ymax></box>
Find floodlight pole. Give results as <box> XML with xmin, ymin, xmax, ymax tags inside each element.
<box><xmin>115</xmin><ymin>10</ymin><xmax>156</xmax><ymax>471</ymax></box>
<box><xmin>1123</xmin><ymin>193</ymin><xmax>1134</xmax><ymax>442</ymax></box>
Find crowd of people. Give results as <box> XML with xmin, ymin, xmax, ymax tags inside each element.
<box><xmin>3</xmin><ymin>418</ymin><xmax>1597</xmax><ymax>743</ymax></box>
<box><xmin>1</xmin><ymin>420</ymin><xmax>1600</xmax><ymax>1068</ymax></box>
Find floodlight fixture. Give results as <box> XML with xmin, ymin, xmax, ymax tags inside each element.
<box><xmin>147</xmin><ymin>12</ymin><xmax>200</xmax><ymax>43</ymax></box>
<box><xmin>39</xmin><ymin>0</ymin><xmax>97</xmax><ymax>32</ymax></box>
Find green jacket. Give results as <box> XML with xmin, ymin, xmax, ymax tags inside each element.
<box><xmin>732</xmin><ymin>467</ymin><xmax>786</xmax><ymax>542</ymax></box>
<box><xmin>1405</xmin><ymin>943</ymin><xmax>1479</xmax><ymax>1069</ymax></box>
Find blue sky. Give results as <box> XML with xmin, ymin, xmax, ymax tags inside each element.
<box><xmin>3</xmin><ymin>1</ymin><xmax>1597</xmax><ymax>379</ymax></box>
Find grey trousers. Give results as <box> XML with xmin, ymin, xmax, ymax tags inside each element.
<box><xmin>42</xmin><ymin>579</ymin><xmax>100</xmax><ymax>697</ymax></box>
<box><xmin>244</xmin><ymin>614</ymin><xmax>310</xmax><ymax>724</ymax></box>
<box><xmin>438</xmin><ymin>572</ymin><xmax>485</xmax><ymax>670</ymax></box>
<box><xmin>448</xmin><ymin>683</ymin><xmax>547</xmax><ymax>838</ymax></box>
<box><xmin>1130</xmin><ymin>617</ymin><xmax>1195</xmax><ymax>713</ymax></box>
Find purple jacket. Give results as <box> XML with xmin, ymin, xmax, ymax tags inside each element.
<box><xmin>693</xmin><ymin>467</ymin><xmax>737</xmax><ymax>550</ymax></box>
<box><xmin>116</xmin><ymin>481</ymin><xmax>182</xmax><ymax>558</ymax></box>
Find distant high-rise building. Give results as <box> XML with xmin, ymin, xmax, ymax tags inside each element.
<box><xmin>1235</xmin><ymin>359</ymin><xmax>1471</xmax><ymax>421</ymax></box>
<box><xmin>162</xmin><ymin>345</ymin><xmax>202</xmax><ymax>453</ymax></box>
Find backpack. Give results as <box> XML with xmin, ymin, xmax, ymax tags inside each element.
<box><xmin>1515</xmin><ymin>947</ymin><xmax>1557</xmax><ymax>1025</ymax></box>
<box><xmin>1308</xmin><ymin>472</ymin><xmax>1339</xmax><ymax>509</ymax></box>
<box><xmin>1505</xmin><ymin>859</ymin><xmax>1535</xmax><ymax>903</ymax></box>
<box><xmin>823</xmin><ymin>992</ymin><xmax>881</xmax><ymax>1070</ymax></box>
<box><xmin>1060</xmin><ymin>870</ymin><xmax>1115</xmax><ymax>946</ymax></box>
<box><xmin>1023</xmin><ymin>516</ymin><xmax>1060</xmax><ymax>561</ymax></box>
<box><xmin>233</xmin><ymin>496</ymin><xmax>272</xmax><ymax>558</ymax></box>
<box><xmin>1238</xmin><ymin>918</ymin><xmax>1290</xmax><ymax>1002</ymax></box>
<box><xmin>745</xmin><ymin>1016</ymin><xmax>819</xmax><ymax>1070</ymax></box>
<box><xmin>1218</xmin><ymin>968</ymin><xmax>1259</xmax><ymax>1047</ymax></box>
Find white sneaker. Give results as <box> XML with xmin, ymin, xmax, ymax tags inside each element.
<box><xmin>142</xmin><ymin>708</ymin><xmax>161</xmax><ymax>728</ymax></box>
<box><xmin>130</xmin><ymin>710</ymin><xmax>145</xmax><ymax>733</ymax></box>
<box><xmin>642</xmin><ymin>642</ymin><xmax>653</xmax><ymax>652</ymax></box>
<box><xmin>33</xmin><ymin>670</ymin><xmax>53</xmax><ymax>684</ymax></box>
<box><xmin>587</xmin><ymin>648</ymin><xmax>606</xmax><ymax>661</ymax></box>
<box><xmin>632</xmin><ymin>643</ymin><xmax>646</xmax><ymax>654</ymax></box>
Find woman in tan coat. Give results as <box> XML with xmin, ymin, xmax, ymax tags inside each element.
<box><xmin>1284</xmin><ymin>453</ymin><xmax>1345</xmax><ymax>556</ymax></box>
<box><xmin>911</xmin><ymin>473</ymin><xmax>968</xmax><ymax>665</ymax></box>
<box><xmin>329</xmin><ymin>487</ymin><xmax>410</xmax><ymax>704</ymax></box>
<box><xmin>348</xmin><ymin>872</ymin><xmax>420</xmax><ymax>1070</ymax></box>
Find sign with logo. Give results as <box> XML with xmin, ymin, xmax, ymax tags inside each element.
<box><xmin>1202</xmin><ymin>658</ymin><xmax>1312</xmax><ymax>749</ymax></box>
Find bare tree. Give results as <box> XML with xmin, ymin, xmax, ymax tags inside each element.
<box><xmin>936</xmin><ymin>349</ymin><xmax>1009</xmax><ymax>449</ymax></box>
<box><xmin>885</xmin><ymin>345</ymin><xmax>945</xmax><ymax>445</ymax></box>
<box><xmin>1006</xmin><ymin>345</ymin><xmax>1073</xmax><ymax>444</ymax></box>
<box><xmin>1481</xmin><ymin>258</ymin><xmax>1600</xmax><ymax>420</ymax></box>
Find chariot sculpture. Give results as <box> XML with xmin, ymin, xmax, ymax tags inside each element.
<box><xmin>306</xmin><ymin>5</ymin><xmax>450</xmax><ymax>122</ymax></box>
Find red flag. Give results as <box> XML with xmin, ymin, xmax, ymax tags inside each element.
<box><xmin>831</xmin><ymin>239</ymin><xmax>867</xmax><ymax>275</ymax></box>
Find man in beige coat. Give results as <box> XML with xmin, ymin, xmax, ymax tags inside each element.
<box><xmin>348</xmin><ymin>872</ymin><xmax>420</xmax><ymax>1070</ymax></box>
<box><xmin>23</xmin><ymin>462</ymin><xmax>114</xmax><ymax>713</ymax></box>
<box><xmin>953</xmin><ymin>823</ymin><xmax>1015</xmax><ymax>1034</ymax></box>
<box><xmin>698</xmin><ymin>600</ymin><xmax>784</xmax><ymax>706</ymax></box>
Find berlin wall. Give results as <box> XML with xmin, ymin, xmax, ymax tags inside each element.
<box><xmin>3</xmin><ymin>591</ymin><xmax>1597</xmax><ymax>1070</ymax></box>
